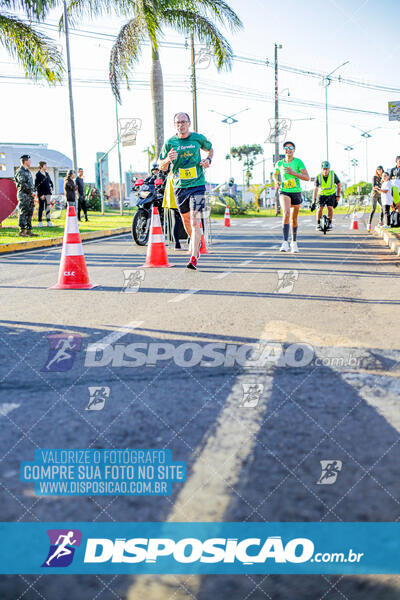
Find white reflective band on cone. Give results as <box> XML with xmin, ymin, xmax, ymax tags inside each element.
<box><xmin>66</xmin><ymin>216</ymin><xmax>80</xmax><ymax>234</ymax></box>
<box><xmin>152</xmin><ymin>215</ymin><xmax>162</xmax><ymax>228</ymax></box>
<box><xmin>150</xmin><ymin>234</ymin><xmax>164</xmax><ymax>243</ymax></box>
<box><xmin>62</xmin><ymin>243</ymin><xmax>83</xmax><ymax>256</ymax></box>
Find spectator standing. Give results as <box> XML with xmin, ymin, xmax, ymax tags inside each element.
<box><xmin>35</xmin><ymin>161</ymin><xmax>54</xmax><ymax>227</ymax></box>
<box><xmin>368</xmin><ymin>166</ymin><xmax>384</xmax><ymax>232</ymax></box>
<box><xmin>378</xmin><ymin>171</ymin><xmax>394</xmax><ymax>228</ymax></box>
<box><xmin>14</xmin><ymin>154</ymin><xmax>37</xmax><ymax>237</ymax></box>
<box><xmin>64</xmin><ymin>170</ymin><xmax>77</xmax><ymax>206</ymax></box>
<box><xmin>76</xmin><ymin>168</ymin><xmax>88</xmax><ymax>221</ymax></box>
<box><xmin>389</xmin><ymin>155</ymin><xmax>400</xmax><ymax>191</ymax></box>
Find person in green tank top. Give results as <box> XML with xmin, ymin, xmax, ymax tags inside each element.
<box><xmin>159</xmin><ymin>112</ymin><xmax>213</xmax><ymax>270</ymax></box>
<box><xmin>274</xmin><ymin>141</ymin><xmax>310</xmax><ymax>253</ymax></box>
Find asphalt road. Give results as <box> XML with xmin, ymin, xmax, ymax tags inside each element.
<box><xmin>1</xmin><ymin>214</ymin><xmax>400</xmax><ymax>599</ymax></box>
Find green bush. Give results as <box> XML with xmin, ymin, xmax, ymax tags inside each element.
<box><xmin>85</xmin><ymin>185</ymin><xmax>101</xmax><ymax>211</ymax></box>
<box><xmin>210</xmin><ymin>194</ymin><xmax>248</xmax><ymax>216</ymax></box>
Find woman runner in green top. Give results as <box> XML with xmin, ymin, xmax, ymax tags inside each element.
<box><xmin>274</xmin><ymin>141</ymin><xmax>310</xmax><ymax>253</ymax></box>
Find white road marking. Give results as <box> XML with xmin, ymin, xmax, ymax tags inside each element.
<box><xmin>256</xmin><ymin>251</ymin><xmax>267</xmax><ymax>256</ymax></box>
<box><xmin>94</xmin><ymin>321</ymin><xmax>144</xmax><ymax>349</ymax></box>
<box><xmin>168</xmin><ymin>289</ymin><xmax>200</xmax><ymax>303</ymax></box>
<box><xmin>238</xmin><ymin>260</ymin><xmax>253</xmax><ymax>266</ymax></box>
<box><xmin>271</xmin><ymin>223</ymin><xmax>282</xmax><ymax>229</ymax></box>
<box><xmin>0</xmin><ymin>403</ymin><xmax>20</xmax><ymax>417</ymax></box>
<box><xmin>214</xmin><ymin>272</ymin><xmax>231</xmax><ymax>280</ymax></box>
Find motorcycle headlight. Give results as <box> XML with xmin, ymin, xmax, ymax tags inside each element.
<box><xmin>139</xmin><ymin>191</ymin><xmax>151</xmax><ymax>198</ymax></box>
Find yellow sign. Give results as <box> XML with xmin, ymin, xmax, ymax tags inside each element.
<box><xmin>179</xmin><ymin>167</ymin><xmax>197</xmax><ymax>180</ymax></box>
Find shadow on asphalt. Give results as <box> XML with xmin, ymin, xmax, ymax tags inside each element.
<box><xmin>0</xmin><ymin>320</ymin><xmax>400</xmax><ymax>598</ymax></box>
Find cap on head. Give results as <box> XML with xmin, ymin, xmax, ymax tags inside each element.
<box><xmin>283</xmin><ymin>141</ymin><xmax>295</xmax><ymax>149</ymax></box>
<box><xmin>321</xmin><ymin>161</ymin><xmax>330</xmax><ymax>169</ymax></box>
<box><xmin>377</xmin><ymin>165</ymin><xmax>384</xmax><ymax>171</ymax></box>
<box><xmin>20</xmin><ymin>154</ymin><xmax>30</xmax><ymax>162</ymax></box>
<box><xmin>151</xmin><ymin>162</ymin><xmax>159</xmax><ymax>170</ymax></box>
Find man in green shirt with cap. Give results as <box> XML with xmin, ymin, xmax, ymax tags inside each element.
<box><xmin>159</xmin><ymin>112</ymin><xmax>213</xmax><ymax>270</ymax></box>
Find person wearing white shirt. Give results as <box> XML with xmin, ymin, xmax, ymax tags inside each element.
<box><xmin>378</xmin><ymin>172</ymin><xmax>394</xmax><ymax>228</ymax></box>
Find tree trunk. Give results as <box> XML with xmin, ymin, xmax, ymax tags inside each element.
<box><xmin>150</xmin><ymin>45</ymin><xmax>164</xmax><ymax>159</ymax></box>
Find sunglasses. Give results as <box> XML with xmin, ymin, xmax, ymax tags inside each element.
<box><xmin>284</xmin><ymin>146</ymin><xmax>295</xmax><ymax>150</ymax></box>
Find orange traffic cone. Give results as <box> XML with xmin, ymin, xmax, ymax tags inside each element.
<box><xmin>141</xmin><ymin>206</ymin><xmax>172</xmax><ymax>267</ymax></box>
<box><xmin>224</xmin><ymin>206</ymin><xmax>231</xmax><ymax>227</ymax></box>
<box><xmin>199</xmin><ymin>220</ymin><xmax>209</xmax><ymax>255</ymax></box>
<box><xmin>49</xmin><ymin>204</ymin><xmax>96</xmax><ymax>290</ymax></box>
<box><xmin>350</xmin><ymin>211</ymin><xmax>359</xmax><ymax>230</ymax></box>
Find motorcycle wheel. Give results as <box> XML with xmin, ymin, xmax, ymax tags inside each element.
<box><xmin>132</xmin><ymin>209</ymin><xmax>150</xmax><ymax>245</ymax></box>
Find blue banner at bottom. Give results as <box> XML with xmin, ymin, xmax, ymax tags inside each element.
<box><xmin>0</xmin><ymin>522</ymin><xmax>398</xmax><ymax>575</ymax></box>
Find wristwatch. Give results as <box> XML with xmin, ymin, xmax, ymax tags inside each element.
<box><xmin>206</xmin><ymin>157</ymin><xmax>212</xmax><ymax>164</ymax></box>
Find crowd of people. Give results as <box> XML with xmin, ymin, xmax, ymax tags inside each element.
<box><xmin>13</xmin><ymin>157</ymin><xmax>88</xmax><ymax>236</ymax></box>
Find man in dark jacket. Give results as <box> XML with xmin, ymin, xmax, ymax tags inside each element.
<box><xmin>76</xmin><ymin>168</ymin><xmax>88</xmax><ymax>221</ymax></box>
<box><xmin>35</xmin><ymin>161</ymin><xmax>54</xmax><ymax>227</ymax></box>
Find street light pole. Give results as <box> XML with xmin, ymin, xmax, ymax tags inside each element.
<box><xmin>209</xmin><ymin>108</ymin><xmax>249</xmax><ymax>179</ymax></box>
<box><xmin>115</xmin><ymin>100</ymin><xmax>124</xmax><ymax>215</ymax></box>
<box><xmin>63</xmin><ymin>0</ymin><xmax>78</xmax><ymax>173</ymax></box>
<box><xmin>322</xmin><ymin>60</ymin><xmax>349</xmax><ymax>161</ymax></box>
<box><xmin>351</xmin><ymin>126</ymin><xmax>380</xmax><ymax>182</ymax></box>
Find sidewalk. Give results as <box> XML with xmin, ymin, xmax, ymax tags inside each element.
<box><xmin>374</xmin><ymin>225</ymin><xmax>400</xmax><ymax>256</ymax></box>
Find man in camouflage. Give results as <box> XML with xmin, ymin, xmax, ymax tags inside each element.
<box><xmin>14</xmin><ymin>154</ymin><xmax>37</xmax><ymax>237</ymax></box>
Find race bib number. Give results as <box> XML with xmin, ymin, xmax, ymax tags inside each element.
<box><xmin>283</xmin><ymin>178</ymin><xmax>296</xmax><ymax>189</ymax></box>
<box><xmin>179</xmin><ymin>167</ymin><xmax>197</xmax><ymax>180</ymax></box>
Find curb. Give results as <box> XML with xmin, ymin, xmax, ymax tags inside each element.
<box><xmin>0</xmin><ymin>227</ymin><xmax>131</xmax><ymax>255</ymax></box>
<box><xmin>374</xmin><ymin>225</ymin><xmax>400</xmax><ymax>256</ymax></box>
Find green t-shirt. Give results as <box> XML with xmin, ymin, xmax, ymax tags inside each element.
<box><xmin>159</xmin><ymin>132</ymin><xmax>212</xmax><ymax>189</ymax></box>
<box><xmin>275</xmin><ymin>157</ymin><xmax>306</xmax><ymax>193</ymax></box>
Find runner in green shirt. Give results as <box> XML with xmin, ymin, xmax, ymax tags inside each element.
<box><xmin>159</xmin><ymin>112</ymin><xmax>213</xmax><ymax>270</ymax></box>
<box><xmin>274</xmin><ymin>141</ymin><xmax>310</xmax><ymax>253</ymax></box>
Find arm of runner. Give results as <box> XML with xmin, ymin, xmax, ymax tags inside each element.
<box><xmin>285</xmin><ymin>166</ymin><xmax>310</xmax><ymax>181</ymax></box>
<box><xmin>273</xmin><ymin>168</ymin><xmax>280</xmax><ymax>189</ymax></box>
<box><xmin>200</xmin><ymin>147</ymin><xmax>214</xmax><ymax>168</ymax></box>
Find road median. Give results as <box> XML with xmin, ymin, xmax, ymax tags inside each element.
<box><xmin>374</xmin><ymin>225</ymin><xmax>400</xmax><ymax>256</ymax></box>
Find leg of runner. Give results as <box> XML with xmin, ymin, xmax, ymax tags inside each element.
<box><xmin>290</xmin><ymin>204</ymin><xmax>300</xmax><ymax>252</ymax></box>
<box><xmin>180</xmin><ymin>211</ymin><xmax>193</xmax><ymax>254</ymax></box>
<box><xmin>316</xmin><ymin>201</ymin><xmax>323</xmax><ymax>230</ymax></box>
<box><xmin>279</xmin><ymin>194</ymin><xmax>291</xmax><ymax>252</ymax></box>
<box><xmin>187</xmin><ymin>207</ymin><xmax>202</xmax><ymax>269</ymax></box>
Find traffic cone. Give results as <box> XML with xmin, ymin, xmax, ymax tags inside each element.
<box><xmin>224</xmin><ymin>205</ymin><xmax>231</xmax><ymax>227</ymax></box>
<box><xmin>49</xmin><ymin>204</ymin><xmax>96</xmax><ymax>290</ymax></box>
<box><xmin>141</xmin><ymin>206</ymin><xmax>172</xmax><ymax>268</ymax></box>
<box><xmin>350</xmin><ymin>211</ymin><xmax>359</xmax><ymax>230</ymax></box>
<box><xmin>199</xmin><ymin>220</ymin><xmax>209</xmax><ymax>255</ymax></box>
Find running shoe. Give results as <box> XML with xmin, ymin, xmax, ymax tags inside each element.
<box><xmin>316</xmin><ymin>223</ymin><xmax>322</xmax><ymax>231</ymax></box>
<box><xmin>38</xmin><ymin>222</ymin><xmax>44</xmax><ymax>227</ymax></box>
<box><xmin>367</xmin><ymin>223</ymin><xmax>372</xmax><ymax>232</ymax></box>
<box><xmin>47</xmin><ymin>221</ymin><xmax>54</xmax><ymax>227</ymax></box>
<box><xmin>291</xmin><ymin>241</ymin><xmax>299</xmax><ymax>253</ymax></box>
<box><xmin>186</xmin><ymin>256</ymin><xmax>198</xmax><ymax>270</ymax></box>
<box><xmin>280</xmin><ymin>241</ymin><xmax>290</xmax><ymax>252</ymax></box>
<box><xmin>327</xmin><ymin>223</ymin><xmax>333</xmax><ymax>230</ymax></box>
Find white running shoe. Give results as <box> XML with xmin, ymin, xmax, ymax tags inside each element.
<box><xmin>291</xmin><ymin>241</ymin><xmax>299</xmax><ymax>253</ymax></box>
<box><xmin>280</xmin><ymin>241</ymin><xmax>290</xmax><ymax>252</ymax></box>
<box><xmin>47</xmin><ymin>221</ymin><xmax>54</xmax><ymax>227</ymax></box>
<box><xmin>38</xmin><ymin>221</ymin><xmax>44</xmax><ymax>227</ymax></box>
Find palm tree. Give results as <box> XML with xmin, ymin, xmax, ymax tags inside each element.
<box><xmin>0</xmin><ymin>0</ymin><xmax>64</xmax><ymax>83</ymax></box>
<box><xmin>66</xmin><ymin>0</ymin><xmax>242</xmax><ymax>157</ymax></box>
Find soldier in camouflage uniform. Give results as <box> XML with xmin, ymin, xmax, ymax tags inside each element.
<box><xmin>14</xmin><ymin>154</ymin><xmax>37</xmax><ymax>237</ymax></box>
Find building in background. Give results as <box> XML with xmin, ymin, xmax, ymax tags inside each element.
<box><xmin>0</xmin><ymin>143</ymin><xmax>72</xmax><ymax>192</ymax></box>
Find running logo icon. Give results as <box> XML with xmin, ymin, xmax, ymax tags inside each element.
<box><xmin>241</xmin><ymin>384</ymin><xmax>264</xmax><ymax>408</ymax></box>
<box><xmin>275</xmin><ymin>270</ymin><xmax>299</xmax><ymax>294</ymax></box>
<box><xmin>317</xmin><ymin>460</ymin><xmax>343</xmax><ymax>485</ymax></box>
<box><xmin>42</xmin><ymin>529</ymin><xmax>82</xmax><ymax>567</ymax></box>
<box><xmin>42</xmin><ymin>334</ymin><xmax>82</xmax><ymax>372</ymax></box>
<box><xmin>122</xmin><ymin>269</ymin><xmax>145</xmax><ymax>293</ymax></box>
<box><xmin>86</xmin><ymin>386</ymin><xmax>110</xmax><ymax>410</ymax></box>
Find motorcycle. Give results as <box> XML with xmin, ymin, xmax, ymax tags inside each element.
<box><xmin>131</xmin><ymin>174</ymin><xmax>166</xmax><ymax>246</ymax></box>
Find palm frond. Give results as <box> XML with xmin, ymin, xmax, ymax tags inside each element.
<box><xmin>167</xmin><ymin>0</ymin><xmax>242</xmax><ymax>32</ymax></box>
<box><xmin>61</xmin><ymin>0</ymin><xmax>139</xmax><ymax>29</ymax></box>
<box><xmin>161</xmin><ymin>9</ymin><xmax>233</xmax><ymax>70</ymax></box>
<box><xmin>0</xmin><ymin>13</ymin><xmax>64</xmax><ymax>83</ymax></box>
<box><xmin>109</xmin><ymin>16</ymin><xmax>146</xmax><ymax>103</ymax></box>
<box><xmin>0</xmin><ymin>0</ymin><xmax>57</xmax><ymax>20</ymax></box>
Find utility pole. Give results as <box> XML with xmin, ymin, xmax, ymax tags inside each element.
<box><xmin>274</xmin><ymin>43</ymin><xmax>281</xmax><ymax>216</ymax></box>
<box><xmin>63</xmin><ymin>0</ymin><xmax>78</xmax><ymax>173</ymax></box>
<box><xmin>115</xmin><ymin>100</ymin><xmax>124</xmax><ymax>215</ymax></box>
<box><xmin>190</xmin><ymin>34</ymin><xmax>198</xmax><ymax>131</ymax></box>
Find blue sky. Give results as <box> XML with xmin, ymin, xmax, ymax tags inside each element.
<box><xmin>0</xmin><ymin>0</ymin><xmax>399</xmax><ymax>186</ymax></box>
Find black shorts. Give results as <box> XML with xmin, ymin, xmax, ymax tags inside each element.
<box><xmin>279</xmin><ymin>191</ymin><xmax>302</xmax><ymax>206</ymax></box>
<box><xmin>175</xmin><ymin>185</ymin><xmax>206</xmax><ymax>215</ymax></box>
<box><xmin>318</xmin><ymin>194</ymin><xmax>336</xmax><ymax>207</ymax></box>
